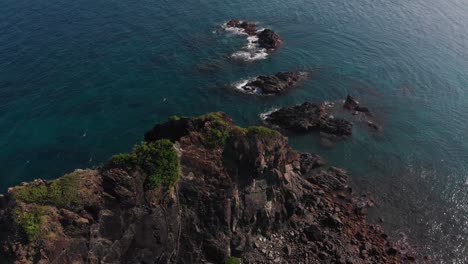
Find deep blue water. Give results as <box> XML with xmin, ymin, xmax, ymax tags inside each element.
<box><xmin>1</xmin><ymin>0</ymin><xmax>467</xmax><ymax>262</ymax></box>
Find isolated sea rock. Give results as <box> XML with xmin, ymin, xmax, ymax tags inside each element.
<box><xmin>224</xmin><ymin>19</ymin><xmax>282</xmax><ymax>61</ymax></box>
<box><xmin>344</xmin><ymin>95</ymin><xmax>371</xmax><ymax>114</ymax></box>
<box><xmin>257</xmin><ymin>28</ymin><xmax>281</xmax><ymax>50</ymax></box>
<box><xmin>226</xmin><ymin>20</ymin><xmax>258</xmax><ymax>35</ymax></box>
<box><xmin>343</xmin><ymin>95</ymin><xmax>382</xmax><ymax>131</ymax></box>
<box><xmin>236</xmin><ymin>71</ymin><xmax>308</xmax><ymax>95</ymax></box>
<box><xmin>264</xmin><ymin>102</ymin><xmax>353</xmax><ymax>136</ymax></box>
<box><xmin>0</xmin><ymin>113</ymin><xmax>411</xmax><ymax>263</ymax></box>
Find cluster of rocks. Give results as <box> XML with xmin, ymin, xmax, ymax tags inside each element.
<box><xmin>263</xmin><ymin>96</ymin><xmax>381</xmax><ymax>138</ymax></box>
<box><xmin>225</xmin><ymin>20</ymin><xmax>282</xmax><ymax>51</ymax></box>
<box><xmin>0</xmin><ymin>114</ymin><xmax>413</xmax><ymax>263</ymax></box>
<box><xmin>236</xmin><ymin>71</ymin><xmax>308</xmax><ymax>95</ymax></box>
<box><xmin>264</xmin><ymin>102</ymin><xmax>353</xmax><ymax>136</ymax></box>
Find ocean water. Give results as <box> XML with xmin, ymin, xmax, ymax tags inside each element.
<box><xmin>1</xmin><ymin>0</ymin><xmax>467</xmax><ymax>262</ymax></box>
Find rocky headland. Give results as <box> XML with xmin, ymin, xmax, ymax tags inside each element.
<box><xmin>0</xmin><ymin>113</ymin><xmax>413</xmax><ymax>263</ymax></box>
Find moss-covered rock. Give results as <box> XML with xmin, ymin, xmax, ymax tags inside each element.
<box><xmin>13</xmin><ymin>172</ymin><xmax>84</xmax><ymax>208</ymax></box>
<box><xmin>246</xmin><ymin>126</ymin><xmax>281</xmax><ymax>138</ymax></box>
<box><xmin>226</xmin><ymin>256</ymin><xmax>241</xmax><ymax>264</ymax></box>
<box><xmin>12</xmin><ymin>206</ymin><xmax>46</xmax><ymax>242</ymax></box>
<box><xmin>134</xmin><ymin>140</ymin><xmax>181</xmax><ymax>189</ymax></box>
<box><xmin>109</xmin><ymin>140</ymin><xmax>181</xmax><ymax>190</ymax></box>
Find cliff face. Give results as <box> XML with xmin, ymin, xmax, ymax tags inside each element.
<box><xmin>0</xmin><ymin>113</ymin><xmax>413</xmax><ymax>264</ymax></box>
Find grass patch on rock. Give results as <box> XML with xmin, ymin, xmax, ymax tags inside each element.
<box><xmin>197</xmin><ymin>112</ymin><xmax>232</xmax><ymax>149</ymax></box>
<box><xmin>226</xmin><ymin>257</ymin><xmax>241</xmax><ymax>264</ymax></box>
<box><xmin>111</xmin><ymin>139</ymin><xmax>181</xmax><ymax>190</ymax></box>
<box><xmin>246</xmin><ymin>126</ymin><xmax>281</xmax><ymax>138</ymax></box>
<box><xmin>14</xmin><ymin>172</ymin><xmax>83</xmax><ymax>208</ymax></box>
<box><xmin>12</xmin><ymin>207</ymin><xmax>46</xmax><ymax>242</ymax></box>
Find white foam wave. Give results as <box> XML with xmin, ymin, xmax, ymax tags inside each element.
<box><xmin>232</xmin><ymin>78</ymin><xmax>262</xmax><ymax>94</ymax></box>
<box><xmin>260</xmin><ymin>108</ymin><xmax>279</xmax><ymax>121</ymax></box>
<box><xmin>224</xmin><ymin>26</ymin><xmax>248</xmax><ymax>36</ymax></box>
<box><xmin>230</xmin><ymin>49</ymin><xmax>268</xmax><ymax>61</ymax></box>
<box><xmin>222</xmin><ymin>22</ymin><xmax>269</xmax><ymax>61</ymax></box>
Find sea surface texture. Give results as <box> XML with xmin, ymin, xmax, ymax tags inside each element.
<box><xmin>1</xmin><ymin>0</ymin><xmax>467</xmax><ymax>262</ymax></box>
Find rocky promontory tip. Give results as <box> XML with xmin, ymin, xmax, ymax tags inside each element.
<box><xmin>235</xmin><ymin>71</ymin><xmax>308</xmax><ymax>95</ymax></box>
<box><xmin>0</xmin><ymin>113</ymin><xmax>412</xmax><ymax>263</ymax></box>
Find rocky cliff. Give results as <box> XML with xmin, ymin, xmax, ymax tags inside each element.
<box><xmin>0</xmin><ymin>113</ymin><xmax>414</xmax><ymax>263</ymax></box>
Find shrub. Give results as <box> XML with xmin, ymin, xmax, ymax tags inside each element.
<box><xmin>226</xmin><ymin>257</ymin><xmax>241</xmax><ymax>264</ymax></box>
<box><xmin>205</xmin><ymin>127</ymin><xmax>230</xmax><ymax>148</ymax></box>
<box><xmin>197</xmin><ymin>112</ymin><xmax>227</xmax><ymax>125</ymax></box>
<box><xmin>246</xmin><ymin>126</ymin><xmax>281</xmax><ymax>138</ymax></box>
<box><xmin>12</xmin><ymin>207</ymin><xmax>46</xmax><ymax>242</ymax></box>
<box><xmin>197</xmin><ymin>112</ymin><xmax>231</xmax><ymax>148</ymax></box>
<box><xmin>169</xmin><ymin>115</ymin><xmax>181</xmax><ymax>121</ymax></box>
<box><xmin>133</xmin><ymin>140</ymin><xmax>180</xmax><ymax>189</ymax></box>
<box><xmin>14</xmin><ymin>172</ymin><xmax>83</xmax><ymax>208</ymax></box>
<box><xmin>108</xmin><ymin>140</ymin><xmax>181</xmax><ymax>189</ymax></box>
<box><xmin>110</xmin><ymin>153</ymin><xmax>137</xmax><ymax>170</ymax></box>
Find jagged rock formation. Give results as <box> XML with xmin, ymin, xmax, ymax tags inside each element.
<box><xmin>0</xmin><ymin>113</ymin><xmax>412</xmax><ymax>263</ymax></box>
<box><xmin>225</xmin><ymin>20</ymin><xmax>282</xmax><ymax>51</ymax></box>
<box><xmin>236</xmin><ymin>71</ymin><xmax>308</xmax><ymax>95</ymax></box>
<box><xmin>264</xmin><ymin>102</ymin><xmax>353</xmax><ymax>136</ymax></box>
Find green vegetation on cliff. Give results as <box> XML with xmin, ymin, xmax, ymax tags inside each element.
<box><xmin>196</xmin><ymin>113</ymin><xmax>282</xmax><ymax>148</ymax></box>
<box><xmin>246</xmin><ymin>126</ymin><xmax>281</xmax><ymax>138</ymax></box>
<box><xmin>197</xmin><ymin>112</ymin><xmax>231</xmax><ymax>148</ymax></box>
<box><xmin>13</xmin><ymin>171</ymin><xmax>83</xmax><ymax>208</ymax></box>
<box><xmin>12</xmin><ymin>207</ymin><xmax>46</xmax><ymax>242</ymax></box>
<box><xmin>111</xmin><ymin>139</ymin><xmax>180</xmax><ymax>189</ymax></box>
<box><xmin>226</xmin><ymin>257</ymin><xmax>241</xmax><ymax>264</ymax></box>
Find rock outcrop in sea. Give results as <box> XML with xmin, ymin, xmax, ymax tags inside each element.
<box><xmin>0</xmin><ymin>113</ymin><xmax>412</xmax><ymax>263</ymax></box>
<box><xmin>234</xmin><ymin>71</ymin><xmax>308</xmax><ymax>95</ymax></box>
<box><xmin>224</xmin><ymin>20</ymin><xmax>282</xmax><ymax>61</ymax></box>
<box><xmin>264</xmin><ymin>102</ymin><xmax>354</xmax><ymax>136</ymax></box>
<box><xmin>262</xmin><ymin>96</ymin><xmax>382</xmax><ymax>139</ymax></box>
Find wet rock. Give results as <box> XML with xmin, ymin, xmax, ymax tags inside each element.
<box><xmin>238</xmin><ymin>71</ymin><xmax>308</xmax><ymax>95</ymax></box>
<box><xmin>264</xmin><ymin>102</ymin><xmax>353</xmax><ymax>136</ymax></box>
<box><xmin>343</xmin><ymin>95</ymin><xmax>360</xmax><ymax>110</ymax></box>
<box><xmin>367</xmin><ymin>121</ymin><xmax>380</xmax><ymax>131</ymax></box>
<box><xmin>257</xmin><ymin>29</ymin><xmax>281</xmax><ymax>50</ymax></box>
<box><xmin>225</xmin><ymin>20</ymin><xmax>281</xmax><ymax>51</ymax></box>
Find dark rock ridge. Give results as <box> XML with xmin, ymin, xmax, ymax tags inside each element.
<box><xmin>236</xmin><ymin>71</ymin><xmax>308</xmax><ymax>95</ymax></box>
<box><xmin>342</xmin><ymin>95</ymin><xmax>381</xmax><ymax>131</ymax></box>
<box><xmin>264</xmin><ymin>102</ymin><xmax>354</xmax><ymax>136</ymax></box>
<box><xmin>0</xmin><ymin>113</ymin><xmax>413</xmax><ymax>263</ymax></box>
<box><xmin>343</xmin><ymin>95</ymin><xmax>371</xmax><ymax>115</ymax></box>
<box><xmin>263</xmin><ymin>96</ymin><xmax>382</xmax><ymax>137</ymax></box>
<box><xmin>225</xmin><ymin>19</ymin><xmax>282</xmax><ymax>51</ymax></box>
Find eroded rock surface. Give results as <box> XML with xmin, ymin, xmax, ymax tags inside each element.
<box><xmin>225</xmin><ymin>20</ymin><xmax>282</xmax><ymax>51</ymax></box>
<box><xmin>264</xmin><ymin>102</ymin><xmax>353</xmax><ymax>136</ymax></box>
<box><xmin>236</xmin><ymin>71</ymin><xmax>308</xmax><ymax>95</ymax></box>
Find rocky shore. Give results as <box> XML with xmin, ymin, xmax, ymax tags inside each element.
<box><xmin>0</xmin><ymin>113</ymin><xmax>414</xmax><ymax>263</ymax></box>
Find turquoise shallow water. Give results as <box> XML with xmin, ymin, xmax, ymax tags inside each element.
<box><xmin>1</xmin><ymin>0</ymin><xmax>467</xmax><ymax>262</ymax></box>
